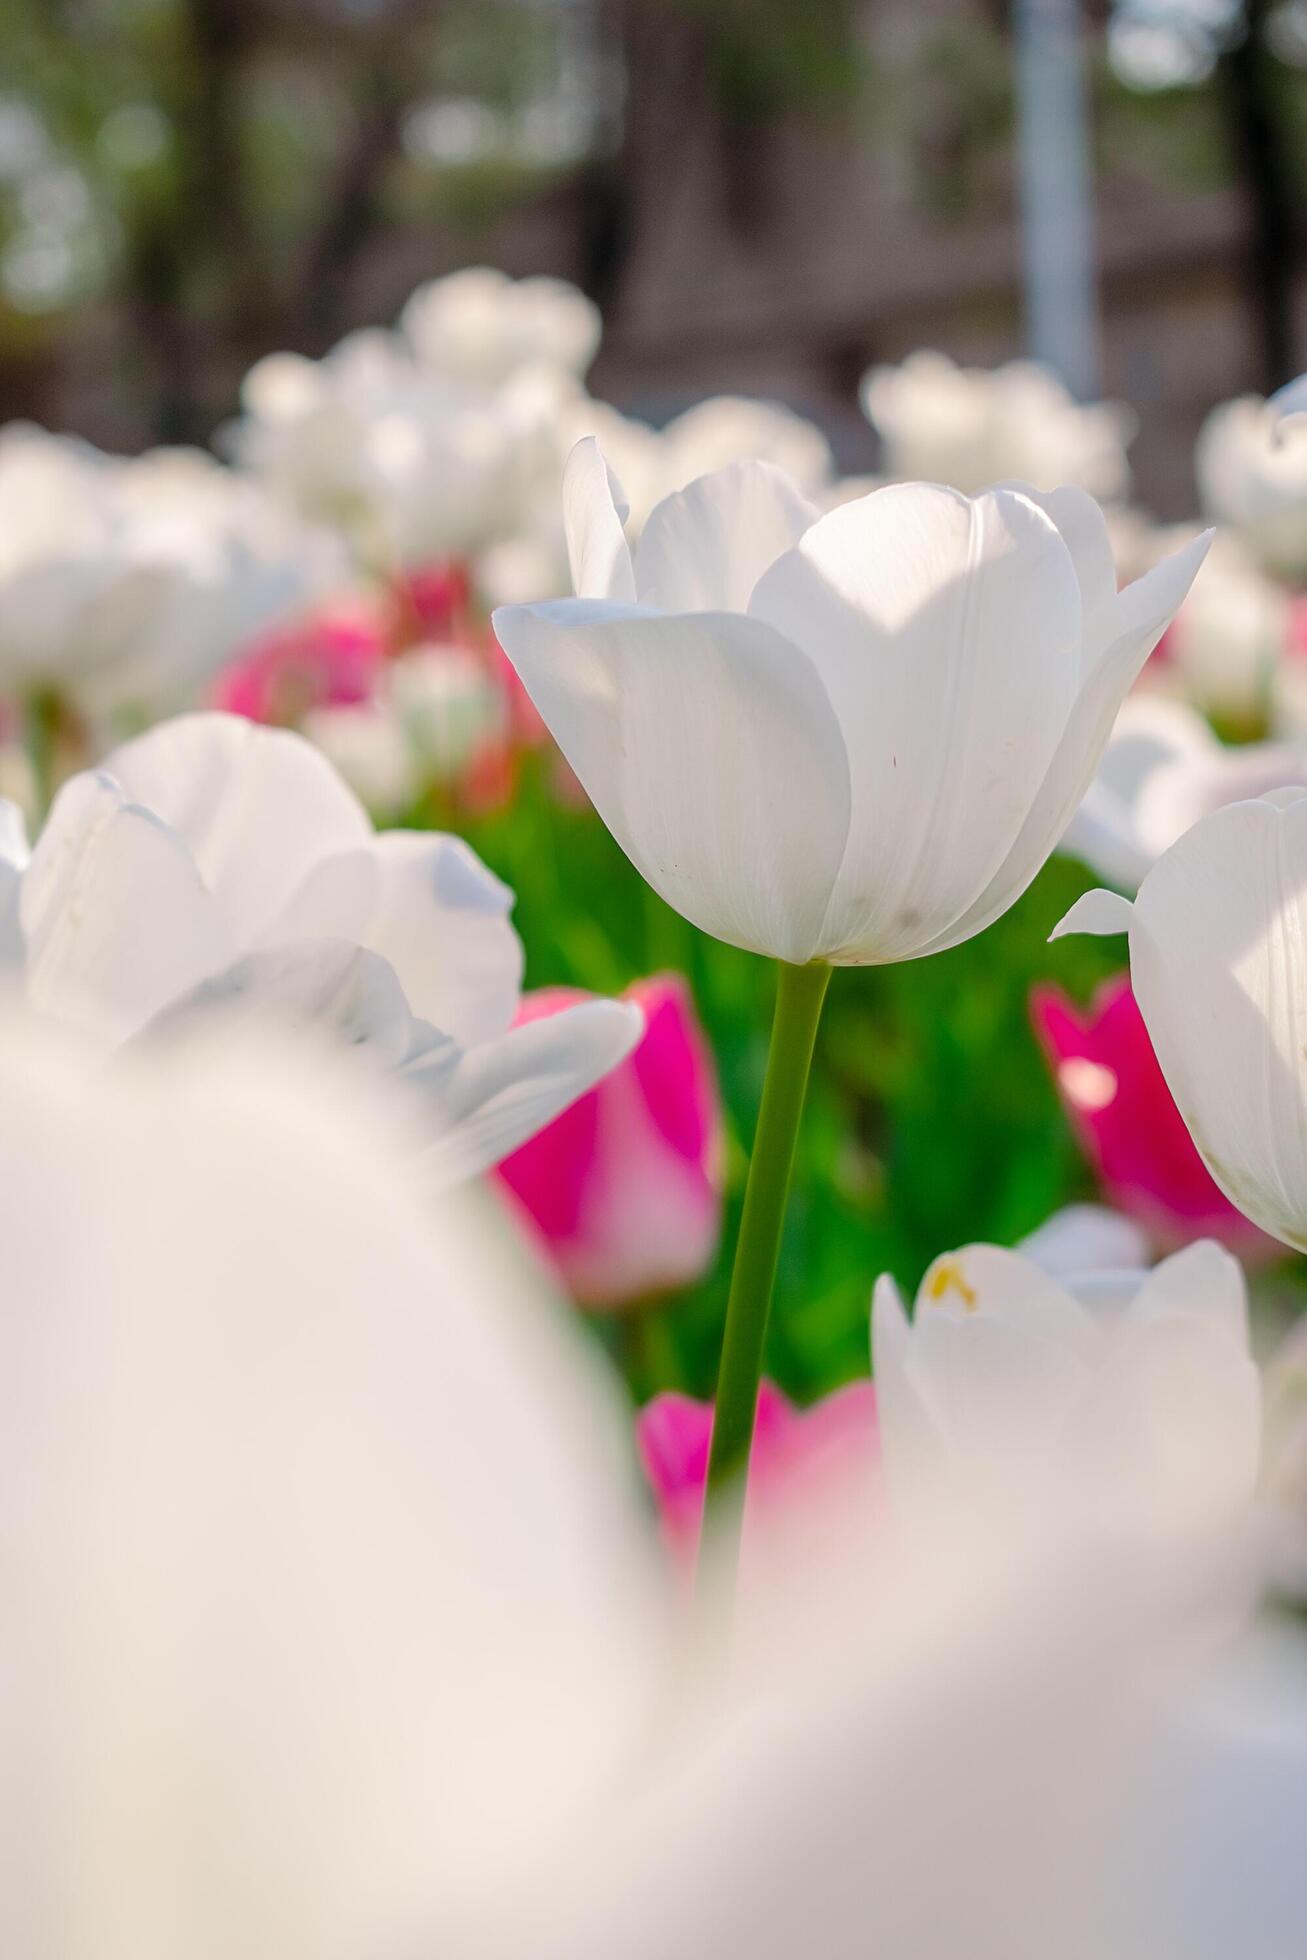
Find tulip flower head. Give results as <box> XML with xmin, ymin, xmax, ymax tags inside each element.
<box><xmin>0</xmin><ymin>712</ymin><xmax>640</xmax><ymax>1185</ymax></box>
<box><xmin>497</xmin><ymin>975</ymin><xmax>723</xmax><ymax>1309</ymax></box>
<box><xmin>494</xmin><ymin>441</ymin><xmax>1210</xmax><ymax>967</ymax></box>
<box><xmin>1032</xmin><ymin>976</ymin><xmax>1272</xmax><ymax>1257</ymax></box>
<box><xmin>1064</xmin><ymin>694</ymin><xmax>1306</xmax><ymax>891</ymax></box>
<box><xmin>213</xmin><ymin>603</ymin><xmax>387</xmax><ymax>726</ymax></box>
<box><xmin>873</xmin><ymin>1238</ymin><xmax>1261</xmax><ymax>1536</ymax></box>
<box><xmin>1054</xmin><ymin>790</ymin><xmax>1307</xmax><ymax>1255</ymax></box>
<box><xmin>1196</xmin><ymin>394</ymin><xmax>1307</xmax><ymax>583</ymax></box>
<box><xmin>860</xmin><ymin>351</ymin><xmax>1134</xmax><ymax>500</ymax></box>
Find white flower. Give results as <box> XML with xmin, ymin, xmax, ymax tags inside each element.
<box><xmin>399</xmin><ymin>265</ymin><xmax>601</xmax><ymax>385</ymax></box>
<box><xmin>228</xmin><ymin>329</ymin><xmax>533</xmax><ymax>565</ymax></box>
<box><xmin>0</xmin><ymin>711</ymin><xmax>639</xmax><ymax>1184</ymax></box>
<box><xmin>0</xmin><ymin>1015</ymin><xmax>659</xmax><ymax>1959</ymax></box>
<box><xmin>1150</xmin><ymin>529</ymin><xmax>1291</xmax><ymax>727</ymax></box>
<box><xmin>493</xmin><ymin>440</ymin><xmax>1209</xmax><ymax>965</ymax></box>
<box><xmin>0</xmin><ymin>424</ymin><xmax>343</xmax><ymax>717</ymax></box>
<box><xmin>1196</xmin><ymin>394</ymin><xmax>1307</xmax><ymax>582</ymax></box>
<box><xmin>1269</xmin><ymin>369</ymin><xmax>1307</xmax><ymax>434</ymax></box>
<box><xmin>872</xmin><ymin>1238</ymin><xmax>1261</xmax><ymax>1536</ymax></box>
<box><xmin>391</xmin><ymin>642</ymin><xmax>504</xmax><ymax>780</ymax></box>
<box><xmin>1065</xmin><ymin>694</ymin><xmax>1307</xmax><ymax>891</ymax></box>
<box><xmin>1053</xmin><ymin>791</ymin><xmax>1307</xmax><ymax>1252</ymax></box>
<box><xmin>860</xmin><ymin>351</ymin><xmax>1134</xmax><ymax>499</ymax></box>
<box><xmin>299</xmin><ymin>698</ymin><xmax>418</xmax><ymax>820</ymax></box>
<box><xmin>564</xmin><ymin>390</ymin><xmax>834</xmax><ymax>535</ymax></box>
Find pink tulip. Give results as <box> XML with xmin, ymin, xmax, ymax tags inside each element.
<box><xmin>496</xmin><ymin>975</ymin><xmax>723</xmax><ymax>1308</ymax></box>
<box><xmin>1032</xmin><ymin>975</ymin><xmax>1273</xmax><ymax>1257</ymax></box>
<box><xmin>214</xmin><ymin>603</ymin><xmax>386</xmax><ymax>725</ymax></box>
<box><xmin>388</xmin><ymin>559</ymin><xmax>474</xmax><ymax>646</ymax></box>
<box><xmin>636</xmin><ymin>1380</ymin><xmax>879</xmax><ymax>1573</ymax></box>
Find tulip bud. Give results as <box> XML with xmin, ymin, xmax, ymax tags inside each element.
<box><xmin>496</xmin><ymin>975</ymin><xmax>722</xmax><ymax>1309</ymax></box>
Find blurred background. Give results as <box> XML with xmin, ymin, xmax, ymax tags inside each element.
<box><xmin>1</xmin><ymin>0</ymin><xmax>1304</xmax><ymax>517</ymax></box>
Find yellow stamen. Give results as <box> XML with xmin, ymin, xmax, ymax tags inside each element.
<box><xmin>925</xmin><ymin>1258</ymin><xmax>978</xmax><ymax>1311</ymax></box>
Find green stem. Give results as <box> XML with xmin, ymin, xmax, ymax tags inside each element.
<box><xmin>703</xmin><ymin>958</ymin><xmax>831</xmax><ymax>1552</ymax></box>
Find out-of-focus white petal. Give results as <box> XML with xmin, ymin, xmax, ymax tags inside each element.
<box><xmin>103</xmin><ymin>714</ymin><xmax>371</xmax><ymax>945</ymax></box>
<box><xmin>21</xmin><ymin>773</ymin><xmax>235</xmax><ymax>1044</ymax></box>
<box><xmin>563</xmin><ymin>437</ymin><xmax>635</xmax><ymax>602</ymax></box>
<box><xmin>0</xmin><ymin>1018</ymin><xmax>659</xmax><ymax>1958</ymax></box>
<box><xmin>1130</xmin><ymin>1240</ymin><xmax>1250</xmax><ymax>1350</ymax></box>
<box><xmin>913</xmin><ymin>1243</ymin><xmax>1099</xmax><ymax>1353</ymax></box>
<box><xmin>493</xmin><ymin>601</ymin><xmax>851</xmax><ymax>964</ymax></box>
<box><xmin>410</xmin><ymin>998</ymin><xmax>645</xmax><ymax>1187</ymax></box>
<box><xmin>139</xmin><ymin>941</ymin><xmax>439</xmax><ymax>1075</ymax></box>
<box><xmin>633</xmin><ymin>461</ymin><xmax>817</xmax><ymax>614</ymax></box>
<box><xmin>274</xmin><ymin>831</ymin><xmax>523</xmax><ymax>1047</ymax></box>
<box><xmin>1067</xmin><ymin>1313</ymin><xmax>1263</xmax><ymax>1533</ymax></box>
<box><xmin>749</xmin><ymin>482</ymin><xmax>1081</xmax><ymax>959</ymax></box>
<box><xmin>1017</xmin><ymin>1203</ymin><xmax>1151</xmax><ymax>1280</ymax></box>
<box><xmin>870</xmin><ymin>1273</ymin><xmax>942</xmax><ymax>1508</ymax></box>
<box><xmin>1270</xmin><ymin>371</ymin><xmax>1307</xmax><ymax>428</ymax></box>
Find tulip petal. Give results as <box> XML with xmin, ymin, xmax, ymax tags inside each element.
<box><xmin>1130</xmin><ymin>1240</ymin><xmax>1250</xmax><ymax>1350</ymax></box>
<box><xmin>1049</xmin><ymin>888</ymin><xmax>1136</xmax><ymax>940</ymax></box>
<box><xmin>273</xmin><ymin>831</ymin><xmax>523</xmax><ymax>1047</ymax></box>
<box><xmin>749</xmin><ymin>482</ymin><xmax>1081</xmax><ymax>960</ymax></box>
<box><xmin>564</xmin><ymin>437</ymin><xmax>635</xmax><ymax>602</ymax></box>
<box><xmin>138</xmin><ymin>939</ymin><xmax>439</xmax><ymax>1073</ymax></box>
<box><xmin>0</xmin><ymin>798</ymin><xmax>28</xmax><ymax>965</ymax></box>
<box><xmin>103</xmin><ymin>712</ymin><xmax>372</xmax><ymax>945</ymax></box>
<box><xmin>21</xmin><ymin>772</ymin><xmax>236</xmax><ymax>1043</ymax></box>
<box><xmin>913</xmin><ymin>1244</ymin><xmax>1099</xmax><ymax>1355</ymax></box>
<box><xmin>1066</xmin><ymin>1314</ymin><xmax>1262</xmax><ymax>1530</ymax></box>
<box><xmin>1269</xmin><ymin>371</ymin><xmax>1307</xmax><ymax>429</ymax></box>
<box><xmin>1127</xmin><ymin>797</ymin><xmax>1307</xmax><ymax>1252</ymax></box>
<box><xmin>492</xmin><ymin>601</ymin><xmax>851</xmax><ymax>963</ymax></box>
<box><xmin>1006</xmin><ymin>484</ymin><xmax>1118</xmax><ymax>665</ymax></box>
<box><xmin>633</xmin><ymin>461</ymin><xmax>817</xmax><ymax>614</ymax></box>
<box><xmin>870</xmin><ymin>1273</ymin><xmax>943</xmax><ymax>1506</ymax></box>
<box><xmin>918</xmin><ymin>535</ymin><xmax>1209</xmax><ymax>960</ymax></box>
<box><xmin>412</xmin><ymin>998</ymin><xmax>645</xmax><ymax>1188</ymax></box>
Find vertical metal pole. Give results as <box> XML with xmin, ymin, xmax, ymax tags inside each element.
<box><xmin>1013</xmin><ymin>0</ymin><xmax>1101</xmax><ymax>400</ymax></box>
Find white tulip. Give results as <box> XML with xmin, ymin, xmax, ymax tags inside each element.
<box><xmin>0</xmin><ymin>424</ymin><xmax>343</xmax><ymax>717</ymax></box>
<box><xmin>1065</xmin><ymin>694</ymin><xmax>1307</xmax><ymax>891</ymax></box>
<box><xmin>1269</xmin><ymin>369</ymin><xmax>1307</xmax><ymax>434</ymax></box>
<box><xmin>1053</xmin><ymin>791</ymin><xmax>1307</xmax><ymax>1252</ymax></box>
<box><xmin>1155</xmin><ymin>529</ymin><xmax>1291</xmax><ymax>728</ymax></box>
<box><xmin>0</xmin><ymin>1015</ymin><xmax>659</xmax><ymax>1960</ymax></box>
<box><xmin>1196</xmin><ymin>394</ymin><xmax>1307</xmax><ymax>582</ymax></box>
<box><xmin>872</xmin><ymin>1237</ymin><xmax>1261</xmax><ymax>1537</ymax></box>
<box><xmin>400</xmin><ymin>265</ymin><xmax>601</xmax><ymax>385</ymax></box>
<box><xmin>860</xmin><ymin>350</ymin><xmax>1134</xmax><ymax>500</ymax></box>
<box><xmin>493</xmin><ymin>440</ymin><xmax>1209</xmax><ymax>965</ymax></box>
<box><xmin>228</xmin><ymin>329</ymin><xmax>531</xmax><ymax>564</ymax></box>
<box><xmin>390</xmin><ymin>642</ymin><xmax>505</xmax><ymax>780</ymax></box>
<box><xmin>299</xmin><ymin>697</ymin><xmax>417</xmax><ymax>820</ymax></box>
<box><xmin>0</xmin><ymin>712</ymin><xmax>639</xmax><ymax>1183</ymax></box>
